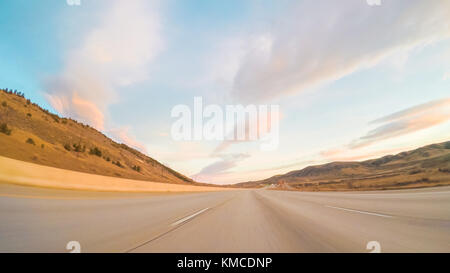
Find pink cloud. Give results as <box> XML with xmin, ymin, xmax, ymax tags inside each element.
<box><xmin>192</xmin><ymin>153</ymin><xmax>250</xmax><ymax>183</ymax></box>
<box><xmin>350</xmin><ymin>98</ymin><xmax>450</xmax><ymax>149</ymax></box>
<box><xmin>43</xmin><ymin>0</ymin><xmax>163</xmax><ymax>139</ymax></box>
<box><xmin>108</xmin><ymin>127</ymin><xmax>148</xmax><ymax>154</ymax></box>
<box><xmin>211</xmin><ymin>107</ymin><xmax>283</xmax><ymax>155</ymax></box>
<box><xmin>320</xmin><ymin>147</ymin><xmax>405</xmax><ymax>162</ymax></box>
<box><xmin>46</xmin><ymin>92</ymin><xmax>105</xmax><ymax>130</ymax></box>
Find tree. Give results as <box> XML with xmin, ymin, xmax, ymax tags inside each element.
<box><xmin>73</xmin><ymin>143</ymin><xmax>85</xmax><ymax>153</ymax></box>
<box><xmin>0</xmin><ymin>123</ymin><xmax>11</xmax><ymax>135</ymax></box>
<box><xmin>89</xmin><ymin>147</ymin><xmax>102</xmax><ymax>157</ymax></box>
<box><xmin>64</xmin><ymin>144</ymin><xmax>71</xmax><ymax>151</ymax></box>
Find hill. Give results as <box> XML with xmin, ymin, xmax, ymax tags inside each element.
<box><xmin>0</xmin><ymin>88</ymin><xmax>196</xmax><ymax>185</ymax></box>
<box><xmin>236</xmin><ymin>141</ymin><xmax>450</xmax><ymax>191</ymax></box>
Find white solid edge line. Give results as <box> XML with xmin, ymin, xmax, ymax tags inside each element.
<box><xmin>170</xmin><ymin>207</ymin><xmax>209</xmax><ymax>227</ymax></box>
<box><xmin>350</xmin><ymin>191</ymin><xmax>450</xmax><ymax>197</ymax></box>
<box><xmin>325</xmin><ymin>205</ymin><xmax>394</xmax><ymax>218</ymax></box>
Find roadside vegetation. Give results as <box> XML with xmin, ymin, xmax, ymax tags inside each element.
<box><xmin>0</xmin><ymin>87</ymin><xmax>196</xmax><ymax>185</ymax></box>
<box><xmin>89</xmin><ymin>147</ymin><xmax>102</xmax><ymax>157</ymax></box>
<box><xmin>0</xmin><ymin>123</ymin><xmax>11</xmax><ymax>135</ymax></box>
<box><xmin>26</xmin><ymin>138</ymin><xmax>35</xmax><ymax>145</ymax></box>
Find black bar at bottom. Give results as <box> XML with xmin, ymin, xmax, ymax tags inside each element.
<box><xmin>0</xmin><ymin>253</ymin><xmax>446</xmax><ymax>272</ymax></box>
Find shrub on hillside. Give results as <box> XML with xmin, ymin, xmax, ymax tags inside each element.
<box><xmin>73</xmin><ymin>143</ymin><xmax>85</xmax><ymax>153</ymax></box>
<box><xmin>132</xmin><ymin>165</ymin><xmax>141</xmax><ymax>172</ymax></box>
<box><xmin>26</xmin><ymin>138</ymin><xmax>35</xmax><ymax>145</ymax></box>
<box><xmin>64</xmin><ymin>144</ymin><xmax>71</xmax><ymax>151</ymax></box>
<box><xmin>27</xmin><ymin>113</ymin><xmax>32</xmax><ymax>117</ymax></box>
<box><xmin>89</xmin><ymin>147</ymin><xmax>102</xmax><ymax>157</ymax></box>
<box><xmin>0</xmin><ymin>123</ymin><xmax>11</xmax><ymax>135</ymax></box>
<box><xmin>1</xmin><ymin>101</ymin><xmax>7</xmax><ymax>107</ymax></box>
<box><xmin>409</xmin><ymin>169</ymin><xmax>422</xmax><ymax>175</ymax></box>
<box><xmin>112</xmin><ymin>161</ymin><xmax>123</xmax><ymax>168</ymax></box>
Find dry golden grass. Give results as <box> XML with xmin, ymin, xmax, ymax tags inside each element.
<box><xmin>238</xmin><ymin>141</ymin><xmax>450</xmax><ymax>191</ymax></box>
<box><xmin>0</xmin><ymin>90</ymin><xmax>200</xmax><ymax>186</ymax></box>
<box><xmin>0</xmin><ymin>156</ymin><xmax>231</xmax><ymax>193</ymax></box>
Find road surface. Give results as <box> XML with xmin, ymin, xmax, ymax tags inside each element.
<box><xmin>0</xmin><ymin>183</ymin><xmax>449</xmax><ymax>252</ymax></box>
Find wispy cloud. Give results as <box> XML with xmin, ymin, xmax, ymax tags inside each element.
<box><xmin>192</xmin><ymin>153</ymin><xmax>250</xmax><ymax>182</ymax></box>
<box><xmin>108</xmin><ymin>127</ymin><xmax>148</xmax><ymax>154</ymax></box>
<box><xmin>46</xmin><ymin>92</ymin><xmax>105</xmax><ymax>130</ymax></box>
<box><xmin>227</xmin><ymin>0</ymin><xmax>450</xmax><ymax>102</ymax></box>
<box><xmin>321</xmin><ymin>147</ymin><xmax>406</xmax><ymax>162</ymax></box>
<box><xmin>44</xmin><ymin>0</ymin><xmax>163</xmax><ymax>140</ymax></box>
<box><xmin>209</xmin><ymin>107</ymin><xmax>282</xmax><ymax>156</ymax></box>
<box><xmin>349</xmin><ymin>98</ymin><xmax>450</xmax><ymax>149</ymax></box>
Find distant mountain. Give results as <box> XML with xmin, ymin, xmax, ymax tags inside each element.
<box><xmin>236</xmin><ymin>141</ymin><xmax>450</xmax><ymax>191</ymax></box>
<box><xmin>0</xmin><ymin>88</ymin><xmax>196</xmax><ymax>185</ymax></box>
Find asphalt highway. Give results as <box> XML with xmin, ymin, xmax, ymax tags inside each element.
<box><xmin>0</xmin><ymin>184</ymin><xmax>449</xmax><ymax>252</ymax></box>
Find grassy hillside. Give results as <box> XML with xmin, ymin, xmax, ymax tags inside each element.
<box><xmin>236</xmin><ymin>141</ymin><xmax>450</xmax><ymax>191</ymax></box>
<box><xmin>0</xmin><ymin>88</ymin><xmax>196</xmax><ymax>185</ymax></box>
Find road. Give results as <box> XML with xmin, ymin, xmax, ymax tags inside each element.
<box><xmin>0</xmin><ymin>183</ymin><xmax>449</xmax><ymax>252</ymax></box>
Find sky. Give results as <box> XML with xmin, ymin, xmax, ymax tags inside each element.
<box><xmin>0</xmin><ymin>0</ymin><xmax>449</xmax><ymax>184</ymax></box>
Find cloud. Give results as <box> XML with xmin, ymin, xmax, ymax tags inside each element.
<box><xmin>192</xmin><ymin>153</ymin><xmax>250</xmax><ymax>182</ymax></box>
<box><xmin>349</xmin><ymin>98</ymin><xmax>450</xmax><ymax>149</ymax></box>
<box><xmin>44</xmin><ymin>0</ymin><xmax>163</xmax><ymax>131</ymax></box>
<box><xmin>229</xmin><ymin>0</ymin><xmax>450</xmax><ymax>102</ymax></box>
<box><xmin>320</xmin><ymin>148</ymin><xmax>345</xmax><ymax>158</ymax></box>
<box><xmin>321</xmin><ymin>147</ymin><xmax>406</xmax><ymax>162</ymax></box>
<box><xmin>443</xmin><ymin>71</ymin><xmax>450</xmax><ymax>81</ymax></box>
<box><xmin>206</xmin><ymin>34</ymin><xmax>274</xmax><ymax>93</ymax></box>
<box><xmin>108</xmin><ymin>127</ymin><xmax>148</xmax><ymax>154</ymax></box>
<box><xmin>46</xmin><ymin>91</ymin><xmax>105</xmax><ymax>130</ymax></box>
<box><xmin>210</xmin><ymin>107</ymin><xmax>283</xmax><ymax>155</ymax></box>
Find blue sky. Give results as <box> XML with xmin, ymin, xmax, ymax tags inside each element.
<box><xmin>1</xmin><ymin>0</ymin><xmax>449</xmax><ymax>184</ymax></box>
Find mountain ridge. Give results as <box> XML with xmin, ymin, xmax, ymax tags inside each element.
<box><xmin>0</xmin><ymin>88</ymin><xmax>201</xmax><ymax>185</ymax></box>
<box><xmin>236</xmin><ymin>141</ymin><xmax>450</xmax><ymax>191</ymax></box>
